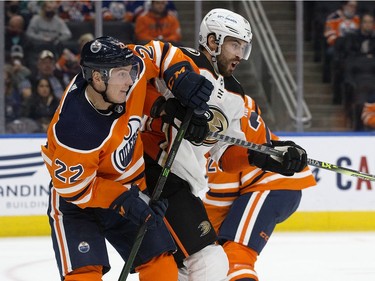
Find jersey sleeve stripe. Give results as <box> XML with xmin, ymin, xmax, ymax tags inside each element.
<box><xmin>207</xmin><ymin>190</ymin><xmax>240</xmax><ymax>198</ymax></box>
<box><xmin>256</xmin><ymin>169</ymin><xmax>313</xmax><ymax>185</ymax></box>
<box><xmin>70</xmin><ymin>189</ymin><xmax>93</xmax><ymax>205</ymax></box>
<box><xmin>209</xmin><ymin>181</ymin><xmax>241</xmax><ymax>189</ymax></box>
<box><xmin>41</xmin><ymin>150</ymin><xmax>52</xmax><ymax>166</ymax></box>
<box><xmin>115</xmin><ymin>156</ymin><xmax>144</xmax><ymax>181</ymax></box>
<box><xmin>56</xmin><ymin>172</ymin><xmax>96</xmax><ymax>195</ymax></box>
<box><xmin>203</xmin><ymin>197</ymin><xmax>234</xmax><ymax>207</ymax></box>
<box><xmin>153</xmin><ymin>40</ymin><xmax>162</xmax><ymax>69</ymax></box>
<box><xmin>63</xmin><ymin>183</ymin><xmax>90</xmax><ymax>201</ymax></box>
<box><xmin>240</xmin><ymin>168</ymin><xmax>262</xmax><ymax>184</ymax></box>
<box><xmin>162</xmin><ymin>45</ymin><xmax>178</xmax><ymax>72</ymax></box>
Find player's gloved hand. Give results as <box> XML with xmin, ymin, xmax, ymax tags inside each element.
<box><xmin>248</xmin><ymin>140</ymin><xmax>307</xmax><ymax>176</ymax></box>
<box><xmin>157</xmin><ymin>98</ymin><xmax>210</xmax><ymax>144</ymax></box>
<box><xmin>110</xmin><ymin>184</ymin><xmax>168</xmax><ymax>229</ymax></box>
<box><xmin>164</xmin><ymin>62</ymin><xmax>213</xmax><ymax>112</ymax></box>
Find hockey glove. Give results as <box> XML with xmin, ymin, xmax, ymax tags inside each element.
<box><xmin>161</xmin><ymin>98</ymin><xmax>209</xmax><ymax>144</ymax></box>
<box><xmin>248</xmin><ymin>140</ymin><xmax>308</xmax><ymax>176</ymax></box>
<box><xmin>163</xmin><ymin>61</ymin><xmax>213</xmax><ymax>112</ymax></box>
<box><xmin>110</xmin><ymin>184</ymin><xmax>168</xmax><ymax>229</ymax></box>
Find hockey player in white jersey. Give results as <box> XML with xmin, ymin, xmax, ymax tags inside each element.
<box><xmin>141</xmin><ymin>8</ymin><xmax>308</xmax><ymax>281</ymax></box>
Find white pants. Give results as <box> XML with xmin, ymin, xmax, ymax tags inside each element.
<box><xmin>178</xmin><ymin>244</ymin><xmax>229</xmax><ymax>281</ymax></box>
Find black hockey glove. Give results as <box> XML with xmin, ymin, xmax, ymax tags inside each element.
<box><xmin>160</xmin><ymin>98</ymin><xmax>209</xmax><ymax>144</ymax></box>
<box><xmin>110</xmin><ymin>184</ymin><xmax>168</xmax><ymax>229</ymax></box>
<box><xmin>163</xmin><ymin>61</ymin><xmax>213</xmax><ymax>112</ymax></box>
<box><xmin>248</xmin><ymin>140</ymin><xmax>308</xmax><ymax>176</ymax></box>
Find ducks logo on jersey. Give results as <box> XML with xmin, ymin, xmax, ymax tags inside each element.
<box><xmin>204</xmin><ymin>105</ymin><xmax>228</xmax><ymax>145</ymax></box>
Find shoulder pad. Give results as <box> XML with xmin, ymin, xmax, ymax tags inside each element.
<box><xmin>55</xmin><ymin>84</ymin><xmax>117</xmax><ymax>151</ymax></box>
<box><xmin>224</xmin><ymin>76</ymin><xmax>245</xmax><ymax>97</ymax></box>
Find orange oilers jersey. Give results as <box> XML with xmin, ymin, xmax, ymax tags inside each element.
<box><xmin>324</xmin><ymin>13</ymin><xmax>359</xmax><ymax>46</ymax></box>
<box><xmin>41</xmin><ymin>40</ymin><xmax>199</xmax><ymax>209</ymax></box>
<box><xmin>362</xmin><ymin>102</ymin><xmax>375</xmax><ymax>128</ymax></box>
<box><xmin>204</xmin><ymin>96</ymin><xmax>317</xmax><ymax>230</ymax></box>
<box><xmin>135</xmin><ymin>11</ymin><xmax>181</xmax><ymax>43</ymax></box>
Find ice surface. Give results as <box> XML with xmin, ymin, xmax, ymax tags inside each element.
<box><xmin>1</xmin><ymin>232</ymin><xmax>375</xmax><ymax>281</ymax></box>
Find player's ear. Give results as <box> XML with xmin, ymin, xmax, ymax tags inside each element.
<box><xmin>207</xmin><ymin>34</ymin><xmax>218</xmax><ymax>52</ymax></box>
<box><xmin>92</xmin><ymin>70</ymin><xmax>102</xmax><ymax>83</ymax></box>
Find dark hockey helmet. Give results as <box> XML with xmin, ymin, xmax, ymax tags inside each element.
<box><xmin>80</xmin><ymin>36</ymin><xmax>137</xmax><ymax>82</ymax></box>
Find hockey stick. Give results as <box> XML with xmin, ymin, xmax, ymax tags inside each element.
<box><xmin>118</xmin><ymin>109</ymin><xmax>194</xmax><ymax>281</ymax></box>
<box><xmin>208</xmin><ymin>131</ymin><xmax>375</xmax><ymax>182</ymax></box>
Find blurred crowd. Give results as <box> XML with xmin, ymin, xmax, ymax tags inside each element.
<box><xmin>5</xmin><ymin>0</ymin><xmax>375</xmax><ymax>133</ymax></box>
<box><xmin>4</xmin><ymin>0</ymin><xmax>181</xmax><ymax>133</ymax></box>
<box><xmin>307</xmin><ymin>0</ymin><xmax>375</xmax><ymax>131</ymax></box>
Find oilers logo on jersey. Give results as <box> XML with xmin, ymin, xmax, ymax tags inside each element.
<box><xmin>112</xmin><ymin>117</ymin><xmax>141</xmax><ymax>172</ymax></box>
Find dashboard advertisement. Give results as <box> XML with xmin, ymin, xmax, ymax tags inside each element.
<box><xmin>0</xmin><ymin>134</ymin><xmax>374</xmax><ymax>216</ymax></box>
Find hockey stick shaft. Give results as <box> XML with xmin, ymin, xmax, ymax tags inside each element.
<box><xmin>208</xmin><ymin>131</ymin><xmax>375</xmax><ymax>182</ymax></box>
<box><xmin>118</xmin><ymin>109</ymin><xmax>194</xmax><ymax>281</ymax></box>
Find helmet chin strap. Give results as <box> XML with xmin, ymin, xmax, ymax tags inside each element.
<box><xmin>204</xmin><ymin>41</ymin><xmax>221</xmax><ymax>76</ymax></box>
<box><xmin>211</xmin><ymin>56</ymin><xmax>220</xmax><ymax>76</ymax></box>
<box><xmin>90</xmin><ymin>80</ymin><xmax>126</xmax><ymax>116</ymax></box>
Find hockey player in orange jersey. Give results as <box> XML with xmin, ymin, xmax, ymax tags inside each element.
<box><xmin>141</xmin><ymin>8</ymin><xmax>312</xmax><ymax>281</ymax></box>
<box><xmin>205</xmin><ymin>95</ymin><xmax>316</xmax><ymax>281</ymax></box>
<box><xmin>41</xmin><ymin>36</ymin><xmax>213</xmax><ymax>281</ymax></box>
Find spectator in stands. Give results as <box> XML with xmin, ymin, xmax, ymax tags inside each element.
<box><xmin>26</xmin><ymin>1</ymin><xmax>42</xmax><ymax>16</ymax></box>
<box><xmin>5</xmin><ymin>14</ymin><xmax>30</xmax><ymax>63</ymax></box>
<box><xmin>323</xmin><ymin>1</ymin><xmax>360</xmax><ymax>83</ymax></box>
<box><xmin>6</xmin><ymin>59</ymin><xmax>44</xmax><ymax>133</ymax></box>
<box><xmin>34</xmin><ymin>50</ymin><xmax>66</xmax><ymax>99</ymax></box>
<box><xmin>5</xmin><ymin>1</ymin><xmax>32</xmax><ymax>22</ymax></box>
<box><xmin>102</xmin><ymin>1</ymin><xmax>127</xmax><ymax>21</ymax></box>
<box><xmin>343</xmin><ymin>57</ymin><xmax>375</xmax><ymax>130</ymax></box>
<box><xmin>5</xmin><ymin>1</ymin><xmax>22</xmax><ymax>23</ymax></box>
<box><xmin>26</xmin><ymin>0</ymin><xmax>72</xmax><ymax>56</ymax></box>
<box><xmin>134</xmin><ymin>0</ymin><xmax>181</xmax><ymax>45</ymax></box>
<box><xmin>343</xmin><ymin>13</ymin><xmax>375</xmax><ymax>58</ymax></box>
<box><xmin>361</xmin><ymin>98</ymin><xmax>375</xmax><ymax>130</ymax></box>
<box><xmin>125</xmin><ymin>0</ymin><xmax>148</xmax><ymax>22</ymax></box>
<box><xmin>9</xmin><ymin>45</ymin><xmax>30</xmax><ymax>82</ymax></box>
<box><xmin>22</xmin><ymin>78</ymin><xmax>60</xmax><ymax>133</ymax></box>
<box><xmin>125</xmin><ymin>0</ymin><xmax>177</xmax><ymax>23</ymax></box>
<box><xmin>58</xmin><ymin>1</ymin><xmax>95</xmax><ymax>22</ymax></box>
<box><xmin>9</xmin><ymin>45</ymin><xmax>32</xmax><ymax>101</ymax></box>
<box><xmin>309</xmin><ymin>1</ymin><xmax>342</xmax><ymax>62</ymax></box>
<box><xmin>4</xmin><ymin>65</ymin><xmax>23</xmax><ymax>124</ymax></box>
<box><xmin>333</xmin><ymin>13</ymin><xmax>375</xmax><ymax>105</ymax></box>
<box><xmin>56</xmin><ymin>33</ymin><xmax>94</xmax><ymax>82</ymax></box>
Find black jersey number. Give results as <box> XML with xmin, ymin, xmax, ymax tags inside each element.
<box><xmin>134</xmin><ymin>45</ymin><xmax>155</xmax><ymax>60</ymax></box>
<box><xmin>249</xmin><ymin>111</ymin><xmax>261</xmax><ymax>131</ymax></box>
<box><xmin>55</xmin><ymin>159</ymin><xmax>84</xmax><ymax>184</ymax></box>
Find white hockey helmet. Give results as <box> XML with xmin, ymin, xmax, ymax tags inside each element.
<box><xmin>199</xmin><ymin>8</ymin><xmax>253</xmax><ymax>60</ymax></box>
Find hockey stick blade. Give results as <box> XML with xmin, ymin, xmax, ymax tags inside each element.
<box><xmin>118</xmin><ymin>109</ymin><xmax>194</xmax><ymax>281</ymax></box>
<box><xmin>208</xmin><ymin>131</ymin><xmax>375</xmax><ymax>182</ymax></box>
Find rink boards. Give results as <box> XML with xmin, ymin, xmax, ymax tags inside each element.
<box><xmin>0</xmin><ymin>133</ymin><xmax>375</xmax><ymax>236</ymax></box>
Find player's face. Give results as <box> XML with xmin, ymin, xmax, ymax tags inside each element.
<box><xmin>106</xmin><ymin>65</ymin><xmax>135</xmax><ymax>103</ymax></box>
<box><xmin>217</xmin><ymin>37</ymin><xmax>248</xmax><ymax>77</ymax></box>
